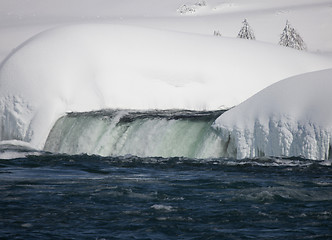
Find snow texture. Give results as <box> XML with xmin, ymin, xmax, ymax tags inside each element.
<box><xmin>213</xmin><ymin>69</ymin><xmax>332</xmax><ymax>160</ymax></box>
<box><xmin>0</xmin><ymin>24</ymin><xmax>331</xmax><ymax>149</ymax></box>
<box><xmin>1</xmin><ymin>0</ymin><xmax>332</xmax><ymax>156</ymax></box>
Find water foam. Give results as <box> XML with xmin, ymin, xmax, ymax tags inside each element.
<box><xmin>44</xmin><ymin>109</ymin><xmax>225</xmax><ymax>158</ymax></box>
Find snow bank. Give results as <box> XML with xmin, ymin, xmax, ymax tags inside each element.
<box><xmin>213</xmin><ymin>69</ymin><xmax>332</xmax><ymax>160</ymax></box>
<box><xmin>1</xmin><ymin>0</ymin><xmax>332</xmax><ymax>63</ymax></box>
<box><xmin>0</xmin><ymin>24</ymin><xmax>331</xmax><ymax>149</ymax></box>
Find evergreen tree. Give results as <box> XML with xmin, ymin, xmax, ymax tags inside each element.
<box><xmin>237</xmin><ymin>19</ymin><xmax>255</xmax><ymax>40</ymax></box>
<box><xmin>279</xmin><ymin>20</ymin><xmax>306</xmax><ymax>50</ymax></box>
<box><xmin>213</xmin><ymin>30</ymin><xmax>222</xmax><ymax>36</ymax></box>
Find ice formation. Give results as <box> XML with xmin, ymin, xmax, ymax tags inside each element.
<box><xmin>0</xmin><ymin>24</ymin><xmax>331</xmax><ymax>149</ymax></box>
<box><xmin>213</xmin><ymin>69</ymin><xmax>332</xmax><ymax>160</ymax></box>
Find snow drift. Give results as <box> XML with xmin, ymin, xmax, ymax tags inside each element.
<box><xmin>213</xmin><ymin>69</ymin><xmax>332</xmax><ymax>160</ymax></box>
<box><xmin>0</xmin><ymin>24</ymin><xmax>331</xmax><ymax>149</ymax></box>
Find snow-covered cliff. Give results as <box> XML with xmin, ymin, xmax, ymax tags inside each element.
<box><xmin>1</xmin><ymin>24</ymin><xmax>330</xmax><ymax>149</ymax></box>
<box><xmin>213</xmin><ymin>69</ymin><xmax>332</xmax><ymax>160</ymax></box>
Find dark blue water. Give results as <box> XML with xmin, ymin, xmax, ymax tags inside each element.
<box><xmin>0</xmin><ymin>154</ymin><xmax>331</xmax><ymax>240</ymax></box>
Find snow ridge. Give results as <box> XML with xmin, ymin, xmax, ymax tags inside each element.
<box><xmin>213</xmin><ymin>69</ymin><xmax>332</xmax><ymax>160</ymax></box>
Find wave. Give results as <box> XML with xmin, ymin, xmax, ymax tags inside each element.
<box><xmin>0</xmin><ymin>140</ymin><xmax>43</xmax><ymax>159</ymax></box>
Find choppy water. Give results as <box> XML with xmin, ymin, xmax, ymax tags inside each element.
<box><xmin>1</xmin><ymin>154</ymin><xmax>331</xmax><ymax>239</ymax></box>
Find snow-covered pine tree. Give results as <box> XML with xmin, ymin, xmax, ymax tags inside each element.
<box><xmin>279</xmin><ymin>20</ymin><xmax>307</xmax><ymax>50</ymax></box>
<box><xmin>214</xmin><ymin>30</ymin><xmax>222</xmax><ymax>36</ymax></box>
<box><xmin>279</xmin><ymin>20</ymin><xmax>292</xmax><ymax>47</ymax></box>
<box><xmin>237</xmin><ymin>19</ymin><xmax>255</xmax><ymax>40</ymax></box>
<box><xmin>195</xmin><ymin>1</ymin><xmax>206</xmax><ymax>6</ymax></box>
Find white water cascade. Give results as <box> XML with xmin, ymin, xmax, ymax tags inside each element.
<box><xmin>44</xmin><ymin>110</ymin><xmax>226</xmax><ymax>158</ymax></box>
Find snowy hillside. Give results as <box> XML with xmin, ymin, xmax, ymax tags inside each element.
<box><xmin>213</xmin><ymin>69</ymin><xmax>332</xmax><ymax>160</ymax></box>
<box><xmin>1</xmin><ymin>23</ymin><xmax>331</xmax><ymax>148</ymax></box>
<box><xmin>0</xmin><ymin>0</ymin><xmax>332</xmax><ymax>155</ymax></box>
<box><xmin>1</xmin><ymin>0</ymin><xmax>332</xmax><ymax>62</ymax></box>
